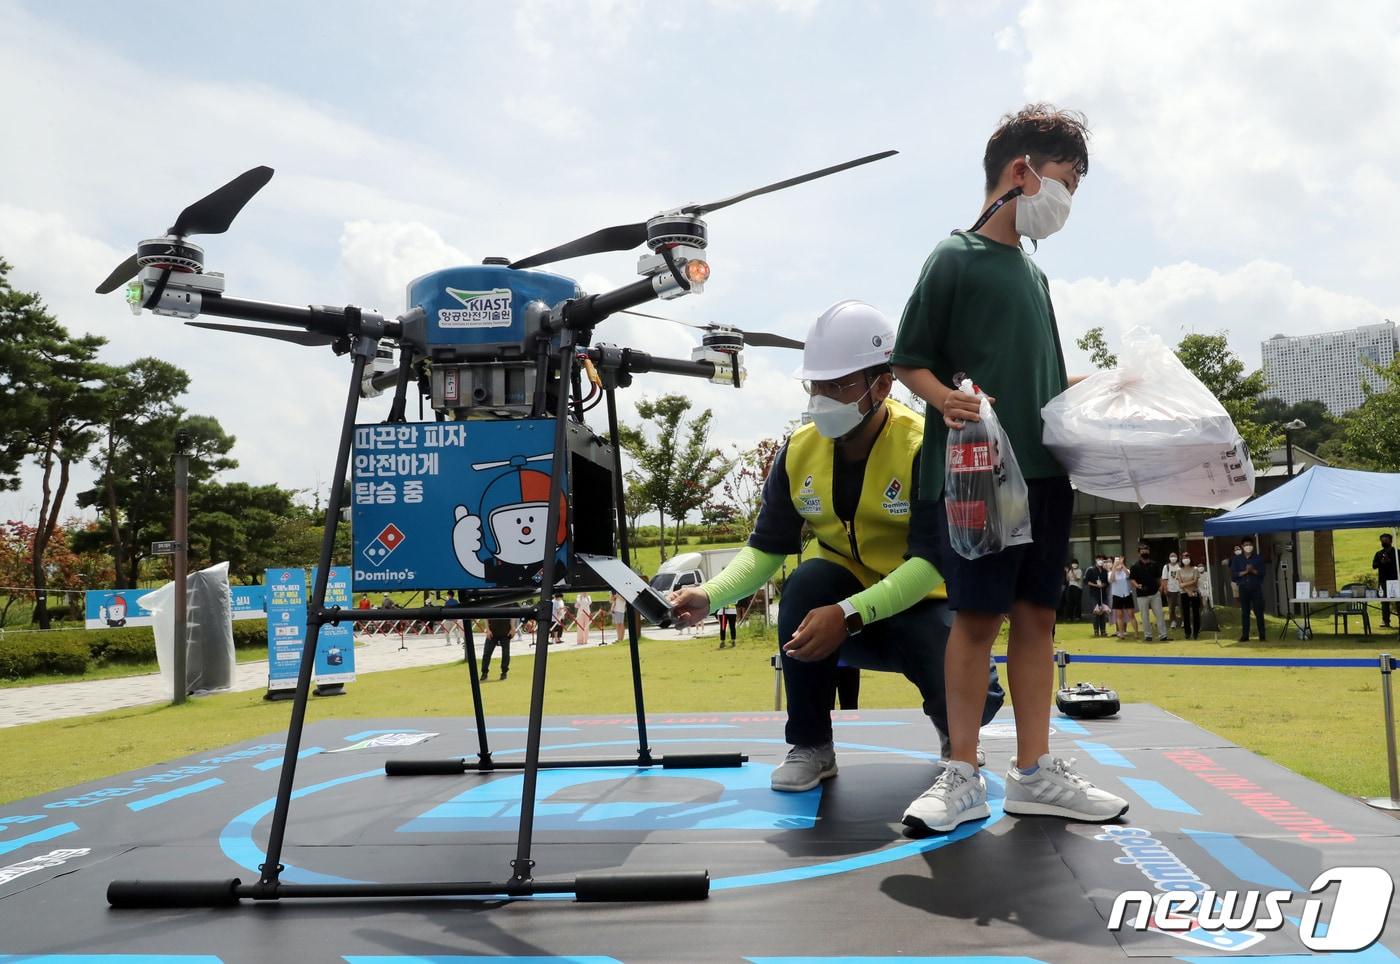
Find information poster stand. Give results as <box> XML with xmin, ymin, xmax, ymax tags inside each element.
<box><xmin>312</xmin><ymin>565</ymin><xmax>356</xmax><ymax>696</ymax></box>
<box><xmin>265</xmin><ymin>567</ymin><xmax>307</xmax><ymax>700</ymax></box>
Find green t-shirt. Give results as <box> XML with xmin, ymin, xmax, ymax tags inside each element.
<box><xmin>892</xmin><ymin>231</ymin><xmax>1069</xmax><ymax>500</ymax></box>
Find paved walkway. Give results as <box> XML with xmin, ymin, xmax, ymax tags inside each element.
<box><xmin>0</xmin><ymin>629</ymin><xmax>620</xmax><ymax>729</ymax></box>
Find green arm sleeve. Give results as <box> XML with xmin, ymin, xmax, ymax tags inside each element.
<box><xmin>847</xmin><ymin>556</ymin><xmax>942</xmax><ymax>625</ymax></box>
<box><xmin>699</xmin><ymin>547</ymin><xmax>785</xmax><ymax>612</ymax></box>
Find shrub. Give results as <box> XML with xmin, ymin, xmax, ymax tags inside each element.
<box><xmin>0</xmin><ymin>635</ymin><xmax>91</xmax><ymax>679</ymax></box>
<box><xmin>82</xmin><ymin>626</ymin><xmax>156</xmax><ymax>662</ymax></box>
<box><xmin>232</xmin><ymin>621</ymin><xmax>267</xmax><ymax>651</ymax></box>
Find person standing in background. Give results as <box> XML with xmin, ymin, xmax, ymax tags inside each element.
<box><xmin>1230</xmin><ymin>539</ymin><xmax>1267</xmax><ymax>641</ymax></box>
<box><xmin>574</xmin><ymin>591</ymin><xmax>593</xmax><ymax>645</ymax></box>
<box><xmin>1177</xmin><ymin>554</ymin><xmax>1203</xmax><ymax>640</ymax></box>
<box><xmin>1109</xmin><ymin>555</ymin><xmax>1134</xmax><ymax>639</ymax></box>
<box><xmin>1163</xmin><ymin>552</ymin><xmax>1182</xmax><ymax>629</ymax></box>
<box><xmin>717</xmin><ymin>600</ymin><xmax>739</xmax><ymax>647</ymax></box>
<box><xmin>1374</xmin><ymin>533</ymin><xmax>1399</xmax><ymax>628</ymax></box>
<box><xmin>550</xmin><ymin>592</ymin><xmax>566</xmax><ymax>644</ymax></box>
<box><xmin>610</xmin><ymin>591</ymin><xmax>627</xmax><ymax>643</ymax></box>
<box><xmin>1063</xmin><ymin>559</ymin><xmax>1083</xmax><ymax>622</ymax></box>
<box><xmin>1130</xmin><ymin>543</ymin><xmax>1168</xmax><ymax>641</ymax></box>
<box><xmin>481</xmin><ymin>615</ymin><xmax>513</xmax><ymax>680</ymax></box>
<box><xmin>1085</xmin><ymin>554</ymin><xmax>1109</xmax><ymax>637</ymax></box>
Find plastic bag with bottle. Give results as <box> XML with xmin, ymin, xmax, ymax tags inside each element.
<box><xmin>944</xmin><ymin>378</ymin><xmax>1033</xmax><ymax>560</ymax></box>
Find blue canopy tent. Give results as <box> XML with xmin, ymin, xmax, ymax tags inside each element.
<box><xmin>1205</xmin><ymin>466</ymin><xmax>1399</xmax><ymax>639</ymax></box>
<box><xmin>1203</xmin><ymin>466</ymin><xmax>1400</xmax><ymax>536</ymax></box>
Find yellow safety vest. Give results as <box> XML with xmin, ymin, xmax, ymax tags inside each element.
<box><xmin>785</xmin><ymin>398</ymin><xmax>945</xmax><ymax>599</ymax></box>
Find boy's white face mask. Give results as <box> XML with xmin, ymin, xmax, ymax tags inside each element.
<box><xmin>1015</xmin><ymin>155</ymin><xmax>1073</xmax><ymax>240</ymax></box>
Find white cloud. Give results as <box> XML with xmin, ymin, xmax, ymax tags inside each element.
<box><xmin>1053</xmin><ymin>259</ymin><xmax>1396</xmax><ymax>377</ymax></box>
<box><xmin>1009</xmin><ymin>0</ymin><xmax>1400</xmax><ymax>288</ymax></box>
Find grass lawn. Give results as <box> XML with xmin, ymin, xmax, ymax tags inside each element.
<box><xmin>2</xmin><ymin>609</ymin><xmax>1395</xmax><ymax>806</ymax></box>
<box><xmin>1333</xmin><ymin>526</ymin><xmax>1398</xmax><ymax>587</ymax></box>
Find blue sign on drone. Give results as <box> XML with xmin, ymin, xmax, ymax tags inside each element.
<box><xmin>351</xmin><ymin>419</ymin><xmax>568</xmax><ymax>592</ymax></box>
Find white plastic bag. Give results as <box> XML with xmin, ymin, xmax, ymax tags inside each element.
<box><xmin>945</xmin><ymin>379</ymin><xmax>1033</xmax><ymax>560</ymax></box>
<box><xmin>1041</xmin><ymin>329</ymin><xmax>1256</xmax><ymax>509</ymax></box>
<box><xmin>139</xmin><ymin>561</ymin><xmax>236</xmax><ymax>694</ymax></box>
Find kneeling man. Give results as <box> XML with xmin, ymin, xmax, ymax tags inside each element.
<box><xmin>671</xmin><ymin>300</ymin><xmax>1004</xmax><ymax>804</ymax></box>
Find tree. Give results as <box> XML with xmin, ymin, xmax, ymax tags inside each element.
<box><xmin>619</xmin><ymin>395</ymin><xmax>733</xmax><ymax>561</ymax></box>
<box><xmin>1342</xmin><ymin>356</ymin><xmax>1400</xmax><ymax>472</ymax></box>
<box><xmin>1175</xmin><ymin>332</ymin><xmax>1280</xmax><ymax>470</ymax></box>
<box><xmin>0</xmin><ymin>518</ymin><xmax>109</xmax><ymax>627</ymax></box>
<box><xmin>189</xmin><ymin>481</ymin><xmax>323</xmax><ymax>581</ymax></box>
<box><xmin>0</xmin><ymin>261</ymin><xmax>110</xmax><ymax>627</ymax></box>
<box><xmin>81</xmin><ymin>357</ymin><xmax>189</xmax><ymax>587</ymax></box>
<box><xmin>75</xmin><ymin>411</ymin><xmax>237</xmax><ymax>588</ymax></box>
<box><xmin>718</xmin><ymin>436</ymin><xmax>783</xmax><ymax>538</ymax></box>
<box><xmin>623</xmin><ymin>472</ymin><xmax>650</xmax><ymax>548</ymax></box>
<box><xmin>1076</xmin><ymin>326</ymin><xmax>1119</xmax><ymax>369</ymax></box>
<box><xmin>1256</xmin><ymin>397</ymin><xmax>1348</xmax><ymax>464</ymax></box>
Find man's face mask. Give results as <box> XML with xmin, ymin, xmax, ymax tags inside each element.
<box><xmin>1016</xmin><ymin>156</ymin><xmax>1073</xmax><ymax>240</ymax></box>
<box><xmin>1170</xmin><ymin>554</ymin><xmax>1178</xmax><ymax>563</ymax></box>
<box><xmin>804</xmin><ymin>384</ymin><xmax>875</xmax><ymax>439</ymax></box>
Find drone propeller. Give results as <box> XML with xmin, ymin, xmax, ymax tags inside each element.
<box><xmin>620</xmin><ymin>309</ymin><xmax>804</xmax><ymax>351</ymax></box>
<box><xmin>185</xmin><ymin>321</ymin><xmax>338</xmax><ymax>347</ymax></box>
<box><xmin>510</xmin><ymin>150</ymin><xmax>896</xmax><ymax>271</ymax></box>
<box><xmin>95</xmin><ymin>166</ymin><xmax>275</xmax><ymax>294</ymax></box>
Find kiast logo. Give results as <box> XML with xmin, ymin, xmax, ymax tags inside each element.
<box><xmin>440</xmin><ymin>287</ymin><xmax>512</xmax><ymax>329</ymax></box>
<box><xmin>362</xmin><ymin>523</ymin><xmax>406</xmax><ymax>567</ymax></box>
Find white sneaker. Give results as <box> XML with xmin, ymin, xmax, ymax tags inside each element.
<box><xmin>902</xmin><ymin>760</ymin><xmax>988</xmax><ymax>834</ymax></box>
<box><xmin>1002</xmin><ymin>755</ymin><xmax>1129</xmax><ymax>821</ymax></box>
<box><xmin>771</xmin><ymin>742</ymin><xmax>837</xmax><ymax>792</ymax></box>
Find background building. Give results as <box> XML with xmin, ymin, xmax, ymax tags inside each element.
<box><xmin>1262</xmin><ymin>320</ymin><xmax>1398</xmax><ymax>415</ymax></box>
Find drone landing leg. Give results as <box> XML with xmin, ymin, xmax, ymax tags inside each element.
<box><xmin>607</xmin><ymin>385</ymin><xmax>652</xmax><ymax>764</ymax></box>
<box><xmin>509</xmin><ymin>330</ymin><xmax>578</xmax><ymax>891</ymax></box>
<box><xmin>462</xmin><ymin>609</ymin><xmax>494</xmax><ymax>768</ymax></box>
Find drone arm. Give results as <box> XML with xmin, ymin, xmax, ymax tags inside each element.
<box><xmin>199</xmin><ymin>294</ymin><xmax>403</xmax><ymax>342</ymax></box>
<box><xmin>584</xmin><ymin>347</ymin><xmax>715</xmax><ymax>381</ymax></box>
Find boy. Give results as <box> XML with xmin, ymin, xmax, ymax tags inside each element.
<box><xmin>891</xmin><ymin>104</ymin><xmax>1128</xmax><ymax>833</ymax></box>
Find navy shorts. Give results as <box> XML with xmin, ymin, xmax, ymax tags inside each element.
<box><xmin>931</xmin><ymin>475</ymin><xmax>1073</xmax><ymax>614</ymax></box>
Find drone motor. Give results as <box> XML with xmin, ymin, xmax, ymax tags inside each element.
<box><xmin>136</xmin><ymin>236</ymin><xmax>205</xmax><ymax>274</ymax></box>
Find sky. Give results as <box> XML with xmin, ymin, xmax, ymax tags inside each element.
<box><xmin>2</xmin><ymin>0</ymin><xmax>1397</xmax><ymax>523</ymax></box>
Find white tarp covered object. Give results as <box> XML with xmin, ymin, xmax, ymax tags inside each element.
<box><xmin>138</xmin><ymin>560</ymin><xmax>236</xmax><ymax>694</ymax></box>
<box><xmin>1041</xmin><ymin>330</ymin><xmax>1256</xmax><ymax>509</ymax></box>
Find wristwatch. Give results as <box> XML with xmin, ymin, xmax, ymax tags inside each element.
<box><xmin>837</xmin><ymin>599</ymin><xmax>864</xmax><ymax>635</ymax></box>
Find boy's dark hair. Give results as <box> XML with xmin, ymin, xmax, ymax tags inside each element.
<box><xmin>983</xmin><ymin>104</ymin><xmax>1090</xmax><ymax>193</ymax></box>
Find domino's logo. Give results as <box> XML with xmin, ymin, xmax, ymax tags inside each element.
<box><xmin>363</xmin><ymin>523</ymin><xmax>406</xmax><ymax>567</ymax></box>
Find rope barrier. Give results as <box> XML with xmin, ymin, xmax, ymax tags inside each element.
<box><xmin>1011</xmin><ymin>653</ymin><xmax>1399</xmax><ymax>669</ymax></box>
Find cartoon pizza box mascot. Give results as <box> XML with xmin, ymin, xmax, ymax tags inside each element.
<box><xmin>107</xmin><ymin>594</ymin><xmax>128</xmax><ymax>628</ymax></box>
<box><xmin>453</xmin><ymin>454</ymin><xmax>568</xmax><ymax>587</ymax></box>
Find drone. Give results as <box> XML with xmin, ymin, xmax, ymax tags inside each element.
<box><xmin>97</xmin><ymin>150</ymin><xmax>896</xmax><ymax>909</ymax></box>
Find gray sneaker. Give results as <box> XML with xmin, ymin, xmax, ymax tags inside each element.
<box><xmin>902</xmin><ymin>760</ymin><xmax>988</xmax><ymax>834</ymax></box>
<box><xmin>771</xmin><ymin>742</ymin><xmax>837</xmax><ymax>792</ymax></box>
<box><xmin>936</xmin><ymin>728</ymin><xmax>987</xmax><ymax>768</ymax></box>
<box><xmin>1002</xmin><ymin>754</ymin><xmax>1129</xmax><ymax>821</ymax></box>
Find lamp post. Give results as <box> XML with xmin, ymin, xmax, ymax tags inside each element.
<box><xmin>172</xmin><ymin>429</ymin><xmax>192</xmax><ymax>706</ymax></box>
<box><xmin>1283</xmin><ymin>419</ymin><xmax>1307</xmax><ymax>611</ymax></box>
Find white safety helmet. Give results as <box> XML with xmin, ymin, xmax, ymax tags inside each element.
<box><xmin>794</xmin><ymin>300</ymin><xmax>895</xmax><ymax>381</ymax></box>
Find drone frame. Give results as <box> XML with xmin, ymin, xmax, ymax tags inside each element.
<box><xmin>106</xmin><ymin>272</ymin><xmax>748</xmax><ymax>909</ymax></box>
